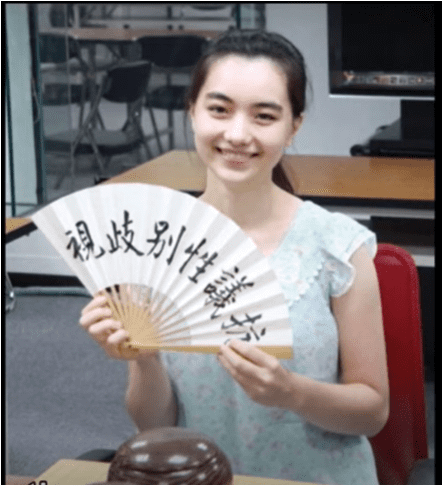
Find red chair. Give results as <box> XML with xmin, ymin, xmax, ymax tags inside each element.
<box><xmin>371</xmin><ymin>244</ymin><xmax>432</xmax><ymax>484</ymax></box>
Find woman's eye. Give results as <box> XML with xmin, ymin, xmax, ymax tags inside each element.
<box><xmin>257</xmin><ymin>113</ymin><xmax>277</xmax><ymax>121</ymax></box>
<box><xmin>208</xmin><ymin>105</ymin><xmax>227</xmax><ymax>115</ymax></box>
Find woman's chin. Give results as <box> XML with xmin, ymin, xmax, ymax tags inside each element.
<box><xmin>209</xmin><ymin>165</ymin><xmax>257</xmax><ymax>187</ymax></box>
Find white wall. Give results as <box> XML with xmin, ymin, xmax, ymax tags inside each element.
<box><xmin>266</xmin><ymin>3</ymin><xmax>400</xmax><ymax>156</ymax></box>
<box><xmin>5</xmin><ymin>4</ymin><xmax>38</xmax><ymax>217</ymax></box>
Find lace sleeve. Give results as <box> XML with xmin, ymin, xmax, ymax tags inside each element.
<box><xmin>322</xmin><ymin>213</ymin><xmax>377</xmax><ymax>298</ymax></box>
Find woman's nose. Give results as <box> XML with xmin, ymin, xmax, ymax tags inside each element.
<box><xmin>224</xmin><ymin>114</ymin><xmax>252</xmax><ymax>145</ymax></box>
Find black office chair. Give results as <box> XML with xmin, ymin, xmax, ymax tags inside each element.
<box><xmin>39</xmin><ymin>32</ymin><xmax>115</xmax><ymax>129</ymax></box>
<box><xmin>44</xmin><ymin>61</ymin><xmax>153</xmax><ymax>188</ymax></box>
<box><xmin>38</xmin><ymin>33</ymin><xmax>92</xmax><ymax>121</ymax></box>
<box><xmin>137</xmin><ymin>35</ymin><xmax>209</xmax><ymax>153</ymax></box>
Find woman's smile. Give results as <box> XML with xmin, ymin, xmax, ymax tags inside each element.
<box><xmin>216</xmin><ymin>147</ymin><xmax>259</xmax><ymax>167</ymax></box>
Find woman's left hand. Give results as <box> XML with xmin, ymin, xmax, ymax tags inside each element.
<box><xmin>217</xmin><ymin>339</ymin><xmax>298</xmax><ymax>409</ymax></box>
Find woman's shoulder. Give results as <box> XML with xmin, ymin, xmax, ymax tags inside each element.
<box><xmin>271</xmin><ymin>200</ymin><xmax>377</xmax><ymax>299</ymax></box>
<box><xmin>291</xmin><ymin>200</ymin><xmax>377</xmax><ymax>260</ymax></box>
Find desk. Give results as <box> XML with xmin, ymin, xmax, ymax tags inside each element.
<box><xmin>281</xmin><ymin>154</ymin><xmax>434</xmax><ymax>203</ymax></box>
<box><xmin>5</xmin><ymin>151</ymin><xmax>435</xmax><ymax>240</ymax></box>
<box><xmin>109</xmin><ymin>151</ymin><xmax>435</xmax><ymax>268</ymax></box>
<box><xmin>6</xmin><ymin>459</ymin><xmax>308</xmax><ymax>485</ymax></box>
<box><xmin>107</xmin><ymin>150</ymin><xmax>435</xmax><ymax>203</ymax></box>
<box><xmin>5</xmin><ymin>218</ymin><xmax>37</xmax><ymax>244</ymax></box>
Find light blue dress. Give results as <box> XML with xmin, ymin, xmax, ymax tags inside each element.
<box><xmin>162</xmin><ymin>201</ymin><xmax>380</xmax><ymax>484</ymax></box>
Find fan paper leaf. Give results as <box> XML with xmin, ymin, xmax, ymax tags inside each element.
<box><xmin>31</xmin><ymin>183</ymin><xmax>293</xmax><ymax>358</ymax></box>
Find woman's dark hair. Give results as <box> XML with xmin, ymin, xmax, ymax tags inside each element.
<box><xmin>185</xmin><ymin>29</ymin><xmax>308</xmax><ymax>195</ymax></box>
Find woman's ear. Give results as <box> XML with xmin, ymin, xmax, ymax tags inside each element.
<box><xmin>189</xmin><ymin>104</ymin><xmax>196</xmax><ymax>131</ymax></box>
<box><xmin>286</xmin><ymin>114</ymin><xmax>304</xmax><ymax>147</ymax></box>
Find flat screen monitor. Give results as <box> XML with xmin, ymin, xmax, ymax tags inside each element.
<box><xmin>328</xmin><ymin>2</ymin><xmax>435</xmax><ymax>98</ymax></box>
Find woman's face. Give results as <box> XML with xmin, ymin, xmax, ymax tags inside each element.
<box><xmin>190</xmin><ymin>55</ymin><xmax>302</xmax><ymax>188</ymax></box>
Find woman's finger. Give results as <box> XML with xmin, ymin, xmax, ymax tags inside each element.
<box><xmin>106</xmin><ymin>327</ymin><xmax>130</xmax><ymax>346</ymax></box>
<box><xmin>79</xmin><ymin>306</ymin><xmax>113</xmax><ymax>329</ymax></box>
<box><xmin>88</xmin><ymin>319</ymin><xmax>122</xmax><ymax>340</ymax></box>
<box><xmin>218</xmin><ymin>342</ymin><xmax>261</xmax><ymax>379</ymax></box>
<box><xmin>81</xmin><ymin>294</ymin><xmax>108</xmax><ymax>315</ymax></box>
<box><xmin>218</xmin><ymin>351</ymin><xmax>265</xmax><ymax>398</ymax></box>
<box><xmin>227</xmin><ymin>339</ymin><xmax>279</xmax><ymax>368</ymax></box>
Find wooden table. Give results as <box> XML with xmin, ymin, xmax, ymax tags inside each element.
<box><xmin>6</xmin><ymin>150</ymin><xmax>435</xmax><ymax>241</ymax></box>
<box><xmin>6</xmin><ymin>459</ymin><xmax>309</xmax><ymax>485</ymax></box>
<box><xmin>5</xmin><ymin>217</ymin><xmax>37</xmax><ymax>243</ymax></box>
<box><xmin>5</xmin><ymin>151</ymin><xmax>435</xmax><ymax>241</ymax></box>
<box><xmin>280</xmin><ymin>154</ymin><xmax>434</xmax><ymax>204</ymax></box>
<box><xmin>104</xmin><ymin>149</ymin><xmax>206</xmax><ymax>191</ymax></box>
<box><xmin>97</xmin><ymin>150</ymin><xmax>437</xmax><ymax>269</ymax></box>
<box><xmin>107</xmin><ymin>150</ymin><xmax>435</xmax><ymax>204</ymax></box>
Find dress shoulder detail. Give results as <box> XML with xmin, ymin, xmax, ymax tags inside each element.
<box><xmin>270</xmin><ymin>201</ymin><xmax>377</xmax><ymax>302</ymax></box>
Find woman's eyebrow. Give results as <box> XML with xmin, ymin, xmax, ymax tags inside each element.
<box><xmin>255</xmin><ymin>101</ymin><xmax>283</xmax><ymax>112</ymax></box>
<box><xmin>206</xmin><ymin>92</ymin><xmax>232</xmax><ymax>102</ymax></box>
<box><xmin>205</xmin><ymin>92</ymin><xmax>283</xmax><ymax>112</ymax></box>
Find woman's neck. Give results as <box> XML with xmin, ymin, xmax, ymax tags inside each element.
<box><xmin>200</xmin><ymin>171</ymin><xmax>289</xmax><ymax>230</ymax></box>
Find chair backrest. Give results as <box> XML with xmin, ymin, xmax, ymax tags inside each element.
<box><xmin>102</xmin><ymin>61</ymin><xmax>152</xmax><ymax>104</ymax></box>
<box><xmin>371</xmin><ymin>244</ymin><xmax>428</xmax><ymax>484</ymax></box>
<box><xmin>138</xmin><ymin>35</ymin><xmax>208</xmax><ymax>68</ymax></box>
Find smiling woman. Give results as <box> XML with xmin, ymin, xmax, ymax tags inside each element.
<box><xmin>189</xmin><ymin>55</ymin><xmax>299</xmax><ymax>192</ymax></box>
<box><xmin>79</xmin><ymin>29</ymin><xmax>388</xmax><ymax>485</ymax></box>
<box><xmin>186</xmin><ymin>30</ymin><xmax>307</xmax><ymax>199</ymax></box>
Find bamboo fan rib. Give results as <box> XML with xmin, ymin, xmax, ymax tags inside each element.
<box><xmin>31</xmin><ymin>183</ymin><xmax>293</xmax><ymax>359</ymax></box>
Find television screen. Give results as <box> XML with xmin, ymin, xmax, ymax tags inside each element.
<box><xmin>328</xmin><ymin>3</ymin><xmax>435</xmax><ymax>97</ymax></box>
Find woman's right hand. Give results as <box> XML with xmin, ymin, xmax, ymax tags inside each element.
<box><xmin>79</xmin><ymin>293</ymin><xmax>154</xmax><ymax>360</ymax></box>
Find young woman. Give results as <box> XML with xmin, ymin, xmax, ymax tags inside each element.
<box><xmin>80</xmin><ymin>29</ymin><xmax>389</xmax><ymax>484</ymax></box>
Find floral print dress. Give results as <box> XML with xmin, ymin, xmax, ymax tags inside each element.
<box><xmin>162</xmin><ymin>201</ymin><xmax>380</xmax><ymax>484</ymax></box>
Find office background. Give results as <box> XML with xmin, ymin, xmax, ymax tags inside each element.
<box><xmin>5</xmin><ymin>3</ymin><xmax>435</xmax><ymax>479</ymax></box>
<box><xmin>6</xmin><ymin>2</ymin><xmax>405</xmax><ymax>276</ymax></box>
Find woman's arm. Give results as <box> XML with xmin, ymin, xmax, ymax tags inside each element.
<box><xmin>79</xmin><ymin>293</ymin><xmax>177</xmax><ymax>431</ymax></box>
<box><xmin>218</xmin><ymin>245</ymin><xmax>389</xmax><ymax>437</ymax></box>
<box><xmin>125</xmin><ymin>354</ymin><xmax>177</xmax><ymax>431</ymax></box>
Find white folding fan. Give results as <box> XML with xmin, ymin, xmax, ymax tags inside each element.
<box><xmin>31</xmin><ymin>183</ymin><xmax>293</xmax><ymax>358</ymax></box>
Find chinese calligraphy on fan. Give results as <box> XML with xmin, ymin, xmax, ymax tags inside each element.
<box><xmin>203</xmin><ymin>267</ymin><xmax>254</xmax><ymax>319</ymax></box>
<box><xmin>65</xmin><ymin>211</ymin><xmax>218</xmax><ymax>284</ymax></box>
<box><xmin>65</xmin><ymin>210</ymin><xmax>265</xmax><ymax>343</ymax></box>
<box><xmin>204</xmin><ymin>267</ymin><xmax>265</xmax><ymax>343</ymax></box>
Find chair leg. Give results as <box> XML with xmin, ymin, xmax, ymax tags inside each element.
<box><xmin>141</xmin><ymin>135</ymin><xmax>153</xmax><ymax>160</ymax></box>
<box><xmin>84</xmin><ymin>128</ymin><xmax>106</xmax><ymax>174</ymax></box>
<box><xmin>168</xmin><ymin>109</ymin><xmax>174</xmax><ymax>151</ymax></box>
<box><xmin>129</xmin><ymin>101</ymin><xmax>154</xmax><ymax>160</ymax></box>
<box><xmin>134</xmin><ymin>120</ymin><xmax>153</xmax><ymax>160</ymax></box>
<box><xmin>96</xmin><ymin>109</ymin><xmax>106</xmax><ymax>130</ymax></box>
<box><xmin>147</xmin><ymin>106</ymin><xmax>164</xmax><ymax>154</ymax></box>
<box><xmin>78</xmin><ymin>83</ymin><xmax>86</xmax><ymax>128</ymax></box>
<box><xmin>69</xmin><ymin>148</ymin><xmax>77</xmax><ymax>192</ymax></box>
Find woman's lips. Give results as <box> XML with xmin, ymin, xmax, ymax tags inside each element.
<box><xmin>216</xmin><ymin>148</ymin><xmax>258</xmax><ymax>164</ymax></box>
